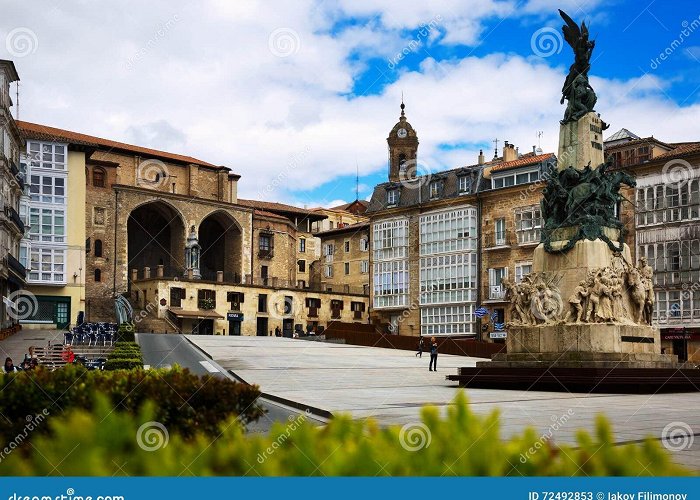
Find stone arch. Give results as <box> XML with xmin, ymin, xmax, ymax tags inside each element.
<box><xmin>127</xmin><ymin>200</ymin><xmax>187</xmax><ymax>279</ymax></box>
<box><xmin>197</xmin><ymin>209</ymin><xmax>243</xmax><ymax>282</ymax></box>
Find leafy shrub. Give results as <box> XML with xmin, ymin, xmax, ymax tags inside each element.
<box><xmin>104</xmin><ymin>358</ymin><xmax>142</xmax><ymax>370</ymax></box>
<box><xmin>0</xmin><ymin>365</ymin><xmax>263</xmax><ymax>444</ymax></box>
<box><xmin>0</xmin><ymin>392</ymin><xmax>689</xmax><ymax>476</ymax></box>
<box><xmin>117</xmin><ymin>322</ymin><xmax>135</xmax><ymax>342</ymax></box>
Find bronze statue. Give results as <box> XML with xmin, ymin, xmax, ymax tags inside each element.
<box><xmin>559</xmin><ymin>9</ymin><xmax>597</xmax><ymax>123</ymax></box>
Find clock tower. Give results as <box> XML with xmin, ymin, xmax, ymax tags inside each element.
<box><xmin>387</xmin><ymin>101</ymin><xmax>418</xmax><ymax>182</ymax></box>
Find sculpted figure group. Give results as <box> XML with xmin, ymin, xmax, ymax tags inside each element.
<box><xmin>504</xmin><ymin>256</ymin><xmax>654</xmax><ymax>327</ymax></box>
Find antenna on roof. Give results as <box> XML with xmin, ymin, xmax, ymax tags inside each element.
<box><xmin>355</xmin><ymin>159</ymin><xmax>359</xmax><ymax>201</ymax></box>
<box><xmin>536</xmin><ymin>131</ymin><xmax>544</xmax><ymax>154</ymax></box>
<box><xmin>15</xmin><ymin>81</ymin><xmax>19</xmax><ymax>120</ymax></box>
<box><xmin>493</xmin><ymin>138</ymin><xmax>499</xmax><ymax>159</ymax></box>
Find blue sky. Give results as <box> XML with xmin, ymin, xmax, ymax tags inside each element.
<box><xmin>3</xmin><ymin>0</ymin><xmax>699</xmax><ymax>208</ymax></box>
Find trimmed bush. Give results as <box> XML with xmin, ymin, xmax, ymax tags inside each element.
<box><xmin>0</xmin><ymin>365</ymin><xmax>264</xmax><ymax>444</ymax></box>
<box><xmin>0</xmin><ymin>392</ymin><xmax>689</xmax><ymax>476</ymax></box>
<box><xmin>104</xmin><ymin>358</ymin><xmax>142</xmax><ymax>370</ymax></box>
<box><xmin>117</xmin><ymin>322</ymin><xmax>135</xmax><ymax>342</ymax></box>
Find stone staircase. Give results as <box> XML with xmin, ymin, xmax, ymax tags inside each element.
<box><xmin>32</xmin><ymin>343</ymin><xmax>114</xmax><ymax>369</ymax></box>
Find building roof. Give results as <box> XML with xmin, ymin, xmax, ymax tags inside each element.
<box><xmin>653</xmin><ymin>141</ymin><xmax>700</xmax><ymax>160</ymax></box>
<box><xmin>604</xmin><ymin>135</ymin><xmax>673</xmax><ymax>152</ymax></box>
<box><xmin>237</xmin><ymin>198</ymin><xmax>327</xmax><ymax>220</ymax></box>
<box><xmin>253</xmin><ymin>209</ymin><xmax>290</xmax><ymax>222</ymax></box>
<box><xmin>314</xmin><ymin>221</ymin><xmax>370</xmax><ymax>237</ymax></box>
<box><xmin>0</xmin><ymin>59</ymin><xmax>20</xmax><ymax>82</ymax></box>
<box><xmin>16</xmin><ymin>121</ymin><xmax>222</xmax><ymax>169</ymax></box>
<box><xmin>489</xmin><ymin>152</ymin><xmax>556</xmax><ymax>173</ymax></box>
<box><xmin>331</xmin><ymin>199</ymin><xmax>369</xmax><ymax>214</ymax></box>
<box><xmin>605</xmin><ymin>128</ymin><xmax>640</xmax><ymax>143</ymax></box>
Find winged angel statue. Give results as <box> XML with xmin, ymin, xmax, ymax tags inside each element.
<box><xmin>559</xmin><ymin>10</ymin><xmax>598</xmax><ymax>123</ymax></box>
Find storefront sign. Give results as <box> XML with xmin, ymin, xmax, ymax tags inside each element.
<box><xmin>661</xmin><ymin>328</ymin><xmax>700</xmax><ymax>341</ymax></box>
<box><xmin>490</xmin><ymin>331</ymin><xmax>507</xmax><ymax>339</ymax></box>
<box><xmin>227</xmin><ymin>312</ymin><xmax>244</xmax><ymax>321</ymax></box>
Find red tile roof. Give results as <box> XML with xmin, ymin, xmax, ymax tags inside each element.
<box><xmin>237</xmin><ymin>198</ymin><xmax>323</xmax><ymax>217</ymax></box>
<box><xmin>654</xmin><ymin>142</ymin><xmax>700</xmax><ymax>160</ymax></box>
<box><xmin>314</xmin><ymin>221</ymin><xmax>370</xmax><ymax>236</ymax></box>
<box><xmin>16</xmin><ymin>121</ymin><xmax>219</xmax><ymax>168</ymax></box>
<box><xmin>490</xmin><ymin>152</ymin><xmax>555</xmax><ymax>172</ymax></box>
<box><xmin>253</xmin><ymin>209</ymin><xmax>289</xmax><ymax>221</ymax></box>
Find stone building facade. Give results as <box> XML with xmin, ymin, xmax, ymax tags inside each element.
<box><xmin>315</xmin><ymin>221</ymin><xmax>370</xmax><ymax>295</ymax></box>
<box><xmin>15</xmin><ymin>121</ymin><xmax>368</xmax><ymax>335</ymax></box>
<box><xmin>606</xmin><ymin>129</ymin><xmax>700</xmax><ymax>362</ymax></box>
<box><xmin>0</xmin><ymin>60</ymin><xmax>26</xmax><ymax>333</ymax></box>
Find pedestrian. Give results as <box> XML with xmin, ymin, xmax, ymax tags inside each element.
<box><xmin>269</xmin><ymin>329</ymin><xmax>273</xmax><ymax>337</ymax></box>
<box><xmin>428</xmin><ymin>337</ymin><xmax>438</xmax><ymax>371</ymax></box>
<box><xmin>275</xmin><ymin>326</ymin><xmax>281</xmax><ymax>337</ymax></box>
<box><xmin>4</xmin><ymin>357</ymin><xmax>19</xmax><ymax>373</ymax></box>
<box><xmin>416</xmin><ymin>336</ymin><xmax>424</xmax><ymax>357</ymax></box>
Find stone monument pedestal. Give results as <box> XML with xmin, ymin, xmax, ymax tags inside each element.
<box><xmin>557</xmin><ymin>111</ymin><xmax>604</xmax><ymax>170</ymax></box>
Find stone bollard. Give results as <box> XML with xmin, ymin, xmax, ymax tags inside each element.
<box><xmin>217</xmin><ymin>271</ymin><xmax>223</xmax><ymax>283</ymax></box>
<box><xmin>144</xmin><ymin>267</ymin><xmax>151</xmax><ymax>279</ymax></box>
<box><xmin>157</xmin><ymin>265</ymin><xmax>164</xmax><ymax>278</ymax></box>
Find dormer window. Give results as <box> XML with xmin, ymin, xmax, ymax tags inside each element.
<box><xmin>429</xmin><ymin>180</ymin><xmax>442</xmax><ymax>199</ymax></box>
<box><xmin>458</xmin><ymin>175</ymin><xmax>471</xmax><ymax>194</ymax></box>
<box><xmin>387</xmin><ymin>189</ymin><xmax>399</xmax><ymax>206</ymax></box>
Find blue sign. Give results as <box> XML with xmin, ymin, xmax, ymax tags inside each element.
<box><xmin>227</xmin><ymin>312</ymin><xmax>244</xmax><ymax>321</ymax></box>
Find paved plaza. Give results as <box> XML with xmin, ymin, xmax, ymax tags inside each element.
<box><xmin>188</xmin><ymin>335</ymin><xmax>700</xmax><ymax>470</ymax></box>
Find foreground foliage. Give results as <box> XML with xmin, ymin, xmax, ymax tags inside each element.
<box><xmin>104</xmin><ymin>340</ymin><xmax>143</xmax><ymax>370</ymax></box>
<box><xmin>0</xmin><ymin>392</ymin><xmax>689</xmax><ymax>476</ymax></box>
<box><xmin>0</xmin><ymin>365</ymin><xmax>263</xmax><ymax>443</ymax></box>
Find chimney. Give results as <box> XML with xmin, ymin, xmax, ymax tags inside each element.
<box><xmin>478</xmin><ymin>149</ymin><xmax>485</xmax><ymax>165</ymax></box>
<box><xmin>503</xmin><ymin>142</ymin><xmax>517</xmax><ymax>162</ymax></box>
<box><xmin>533</xmin><ymin>145</ymin><xmax>536</xmax><ymax>154</ymax></box>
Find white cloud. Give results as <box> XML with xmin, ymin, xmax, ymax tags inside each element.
<box><xmin>1</xmin><ymin>0</ymin><xmax>697</xmax><ymax>208</ymax></box>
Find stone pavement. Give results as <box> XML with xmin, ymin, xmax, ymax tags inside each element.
<box><xmin>188</xmin><ymin>335</ymin><xmax>700</xmax><ymax>470</ymax></box>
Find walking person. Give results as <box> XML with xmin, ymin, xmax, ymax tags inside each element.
<box><xmin>415</xmin><ymin>336</ymin><xmax>424</xmax><ymax>357</ymax></box>
<box><xmin>428</xmin><ymin>337</ymin><xmax>438</xmax><ymax>371</ymax></box>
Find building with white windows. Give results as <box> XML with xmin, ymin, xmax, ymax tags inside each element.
<box><xmin>17</xmin><ymin>127</ymin><xmax>86</xmax><ymax>328</ymax></box>
<box><xmin>0</xmin><ymin>60</ymin><xmax>26</xmax><ymax>334</ymax></box>
<box><xmin>606</xmin><ymin>129</ymin><xmax>700</xmax><ymax>362</ymax></box>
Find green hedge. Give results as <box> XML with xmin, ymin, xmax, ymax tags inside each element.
<box><xmin>117</xmin><ymin>322</ymin><xmax>135</xmax><ymax>342</ymax></box>
<box><xmin>0</xmin><ymin>392</ymin><xmax>688</xmax><ymax>476</ymax></box>
<box><xmin>104</xmin><ymin>358</ymin><xmax>142</xmax><ymax>370</ymax></box>
<box><xmin>0</xmin><ymin>365</ymin><xmax>264</xmax><ymax>444</ymax></box>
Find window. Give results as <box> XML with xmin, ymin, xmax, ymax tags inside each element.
<box><xmin>458</xmin><ymin>175</ymin><xmax>471</xmax><ymax>194</ymax></box>
<box><xmin>324</xmin><ymin>265</ymin><xmax>333</xmax><ymax>278</ymax></box>
<box><xmin>420</xmin><ymin>253</ymin><xmax>477</xmax><ymax>305</ymax></box>
<box><xmin>94</xmin><ymin>239</ymin><xmax>103</xmax><ymax>258</ymax></box>
<box><xmin>28</xmin><ymin>207</ymin><xmax>65</xmax><ymax>243</ymax></box>
<box><xmin>323</xmin><ymin>243</ymin><xmax>335</xmax><ymax>262</ymax></box>
<box><xmin>259</xmin><ymin>233</ymin><xmax>273</xmax><ymax>257</ymax></box>
<box><xmin>330</xmin><ymin>299</ymin><xmax>343</xmax><ymax>319</ymax></box>
<box><xmin>344</xmin><ymin>262</ymin><xmax>350</xmax><ymax>275</ymax></box>
<box><xmin>515</xmin><ymin>206</ymin><xmax>542</xmax><ymax>244</ymax></box>
<box><xmin>360</xmin><ymin>260</ymin><xmax>369</xmax><ymax>274</ymax></box>
<box><xmin>492</xmin><ymin>169</ymin><xmax>538</xmax><ymax>189</ymax></box>
<box><xmin>495</xmin><ymin>218</ymin><xmax>506</xmax><ymax>246</ymax></box>
<box><xmin>29</xmin><ymin>174</ymin><xmax>66</xmax><ymax>204</ymax></box>
<box><xmin>92</xmin><ymin>167</ymin><xmax>106</xmax><ymax>188</ymax></box>
<box><xmin>298</xmin><ymin>260</ymin><xmax>306</xmax><ymax>272</ymax></box>
<box><xmin>306</xmin><ymin>297</ymin><xmax>321</xmax><ymax>317</ymax></box>
<box><xmin>171</xmin><ymin>287</ymin><xmax>186</xmax><ymax>308</ymax></box>
<box><xmin>360</xmin><ymin>237</ymin><xmax>369</xmax><ymax>252</ymax></box>
<box><xmin>27</xmin><ymin>141</ymin><xmax>66</xmax><ymax>170</ymax></box>
<box><xmin>344</xmin><ymin>240</ymin><xmax>350</xmax><ymax>252</ymax></box>
<box><xmin>227</xmin><ymin>291</ymin><xmax>244</xmax><ymax>310</ymax></box>
<box><xmin>419</xmin><ymin>208</ymin><xmax>477</xmax><ymax>255</ymax></box>
<box><xmin>387</xmin><ymin>189</ymin><xmax>399</xmax><ymax>206</ymax></box>
<box><xmin>94</xmin><ymin>269</ymin><xmax>102</xmax><ymax>282</ymax></box>
<box><xmin>299</xmin><ymin>238</ymin><xmax>306</xmax><ymax>252</ymax></box>
<box><xmin>373</xmin><ymin>218</ymin><xmax>410</xmax><ymax>308</ymax></box>
<box><xmin>429</xmin><ymin>180</ymin><xmax>442</xmax><ymax>199</ymax></box>
<box><xmin>421</xmin><ymin>305</ymin><xmax>475</xmax><ymax>336</ymax></box>
<box><xmin>488</xmin><ymin>267</ymin><xmax>508</xmax><ymax>300</ymax></box>
<box><xmin>28</xmin><ymin>248</ymin><xmax>66</xmax><ymax>284</ymax></box>
<box><xmin>351</xmin><ymin>301</ymin><xmax>366</xmax><ymax>319</ymax></box>
<box><xmin>258</xmin><ymin>294</ymin><xmax>267</xmax><ymax>313</ymax></box>
<box><xmin>515</xmin><ymin>262</ymin><xmax>532</xmax><ymax>283</ymax></box>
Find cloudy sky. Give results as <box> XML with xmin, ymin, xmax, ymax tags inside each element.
<box><xmin>1</xmin><ymin>0</ymin><xmax>698</xmax><ymax>207</ymax></box>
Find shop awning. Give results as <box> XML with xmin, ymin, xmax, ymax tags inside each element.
<box><xmin>168</xmin><ymin>308</ymin><xmax>224</xmax><ymax>320</ymax></box>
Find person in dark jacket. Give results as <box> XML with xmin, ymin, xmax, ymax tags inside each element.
<box><xmin>428</xmin><ymin>337</ymin><xmax>438</xmax><ymax>371</ymax></box>
<box><xmin>416</xmin><ymin>336</ymin><xmax>424</xmax><ymax>357</ymax></box>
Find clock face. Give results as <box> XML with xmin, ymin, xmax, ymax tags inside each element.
<box><xmin>397</xmin><ymin>128</ymin><xmax>407</xmax><ymax>138</ymax></box>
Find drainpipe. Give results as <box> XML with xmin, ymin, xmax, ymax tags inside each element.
<box><xmin>476</xmin><ymin>180</ymin><xmax>483</xmax><ymax>343</ymax></box>
<box><xmin>113</xmin><ymin>189</ymin><xmax>118</xmax><ymax>296</ymax></box>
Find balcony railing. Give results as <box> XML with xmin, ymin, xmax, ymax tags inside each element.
<box><xmin>258</xmin><ymin>248</ymin><xmax>274</xmax><ymax>259</ymax></box>
<box><xmin>6</xmin><ymin>254</ymin><xmax>26</xmax><ymax>279</ymax></box>
<box><xmin>483</xmin><ymin>230</ymin><xmax>513</xmax><ymax>249</ymax></box>
<box><xmin>489</xmin><ymin>285</ymin><xmax>505</xmax><ymax>300</ymax></box>
<box><xmin>4</xmin><ymin>205</ymin><xmax>24</xmax><ymax>233</ymax></box>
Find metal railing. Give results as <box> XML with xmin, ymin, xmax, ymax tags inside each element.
<box><xmin>4</xmin><ymin>205</ymin><xmax>24</xmax><ymax>233</ymax></box>
<box><xmin>483</xmin><ymin>230</ymin><xmax>513</xmax><ymax>248</ymax></box>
